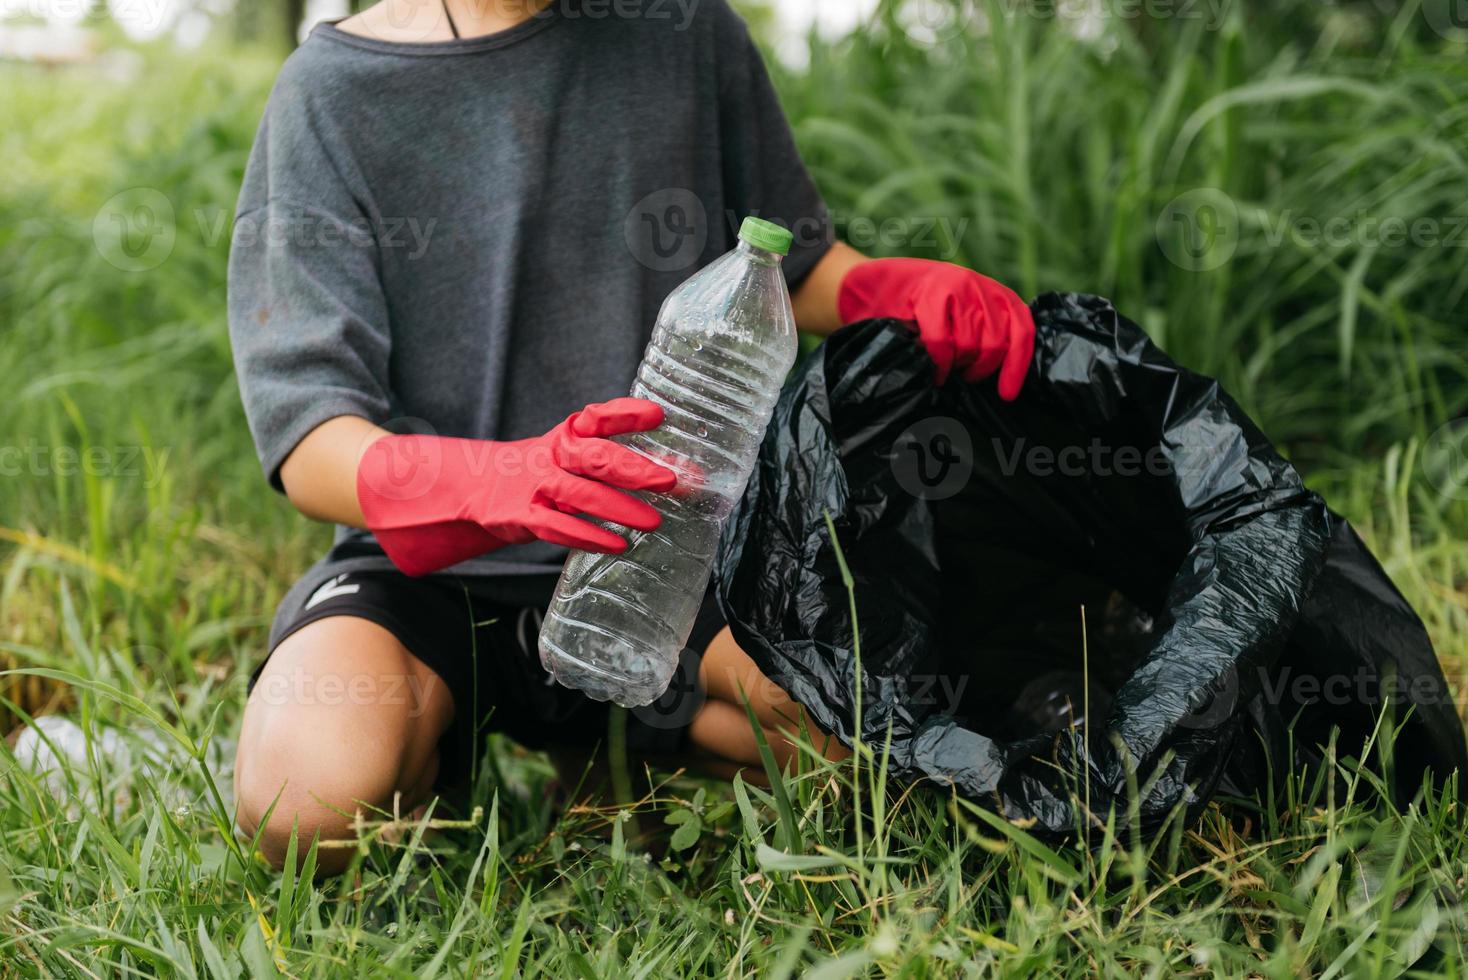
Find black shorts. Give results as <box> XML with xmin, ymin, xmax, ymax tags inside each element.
<box><xmin>253</xmin><ymin>567</ymin><xmax>725</xmax><ymax>789</ymax></box>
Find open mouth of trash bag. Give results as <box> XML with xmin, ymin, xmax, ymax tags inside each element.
<box><xmin>716</xmin><ymin>293</ymin><xmax>1466</xmax><ymax>838</ymax></box>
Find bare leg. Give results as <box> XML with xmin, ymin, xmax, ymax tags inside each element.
<box><xmin>234</xmin><ymin>616</ymin><xmax>453</xmax><ymax>876</ymax></box>
<box><xmin>689</xmin><ymin>626</ymin><xmax>850</xmax><ymax>777</ymax></box>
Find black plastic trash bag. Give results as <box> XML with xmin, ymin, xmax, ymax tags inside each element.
<box><xmin>716</xmin><ymin>293</ymin><xmax>1466</xmax><ymax>838</ymax></box>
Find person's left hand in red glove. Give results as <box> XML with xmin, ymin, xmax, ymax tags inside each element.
<box><xmin>836</xmin><ymin>257</ymin><xmax>1035</xmax><ymax>399</ymax></box>
<box><xmin>790</xmin><ymin>244</ymin><xmax>1035</xmax><ymax>400</ymax></box>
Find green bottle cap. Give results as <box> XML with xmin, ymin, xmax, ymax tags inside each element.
<box><xmin>738</xmin><ymin>216</ymin><xmax>793</xmax><ymax>256</ymax></box>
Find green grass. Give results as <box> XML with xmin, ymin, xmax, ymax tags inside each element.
<box><xmin>1</xmin><ymin>0</ymin><xmax>1466</xmax><ymax>973</ymax></box>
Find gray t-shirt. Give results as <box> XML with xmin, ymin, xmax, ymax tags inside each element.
<box><xmin>227</xmin><ymin>0</ymin><xmax>831</xmax><ymax>578</ymax></box>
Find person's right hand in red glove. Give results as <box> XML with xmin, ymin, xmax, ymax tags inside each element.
<box><xmin>354</xmin><ymin>397</ymin><xmax>676</xmax><ymax>577</ymax></box>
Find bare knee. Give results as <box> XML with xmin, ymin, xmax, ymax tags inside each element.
<box><xmin>235</xmin><ymin>722</ymin><xmax>411</xmax><ymax>875</ymax></box>
<box><xmin>234</xmin><ymin>616</ymin><xmax>452</xmax><ymax>875</ymax></box>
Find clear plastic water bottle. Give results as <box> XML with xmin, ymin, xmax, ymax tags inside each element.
<box><xmin>538</xmin><ymin>217</ymin><xmax>800</xmax><ymax>706</ymax></box>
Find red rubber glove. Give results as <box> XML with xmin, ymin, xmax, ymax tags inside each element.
<box><xmin>837</xmin><ymin>258</ymin><xmax>1035</xmax><ymax>399</ymax></box>
<box><xmin>356</xmin><ymin>398</ymin><xmax>677</xmax><ymax>577</ymax></box>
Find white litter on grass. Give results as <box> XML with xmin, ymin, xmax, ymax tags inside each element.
<box><xmin>10</xmin><ymin>716</ymin><xmax>234</xmax><ymax>819</ymax></box>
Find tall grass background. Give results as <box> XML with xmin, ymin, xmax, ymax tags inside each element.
<box><xmin>0</xmin><ymin>0</ymin><xmax>1465</xmax><ymax>973</ymax></box>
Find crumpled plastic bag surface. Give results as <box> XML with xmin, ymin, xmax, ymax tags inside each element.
<box><xmin>716</xmin><ymin>292</ymin><xmax>1466</xmax><ymax>837</ymax></box>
